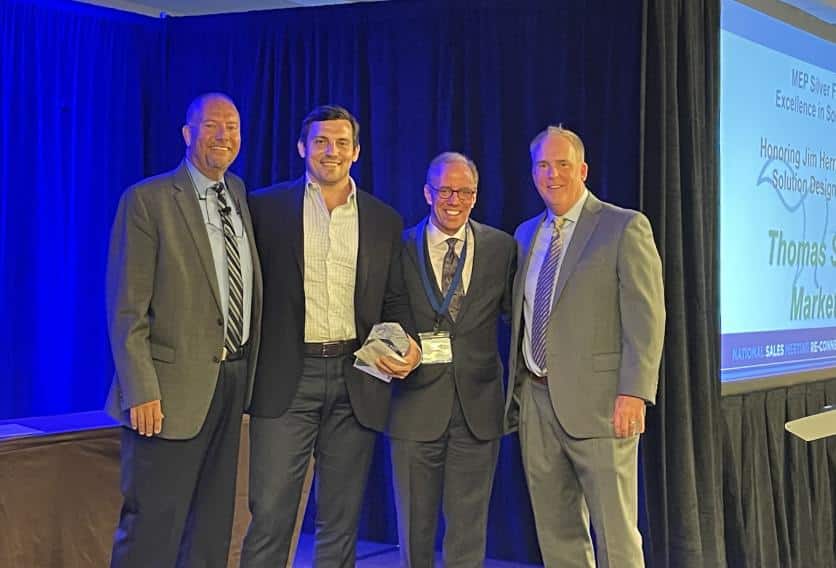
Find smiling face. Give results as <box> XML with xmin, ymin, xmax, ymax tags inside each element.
<box><xmin>297</xmin><ymin>119</ymin><xmax>360</xmax><ymax>191</ymax></box>
<box><xmin>182</xmin><ymin>95</ymin><xmax>241</xmax><ymax>181</ymax></box>
<box><xmin>531</xmin><ymin>133</ymin><xmax>588</xmax><ymax>216</ymax></box>
<box><xmin>424</xmin><ymin>160</ymin><xmax>477</xmax><ymax>236</ymax></box>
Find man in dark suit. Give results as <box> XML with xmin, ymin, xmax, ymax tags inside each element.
<box><xmin>387</xmin><ymin>152</ymin><xmax>516</xmax><ymax>567</ymax></box>
<box><xmin>504</xmin><ymin>126</ymin><xmax>665</xmax><ymax>567</ymax></box>
<box><xmin>241</xmin><ymin>105</ymin><xmax>420</xmax><ymax>568</ymax></box>
<box><xmin>105</xmin><ymin>93</ymin><xmax>263</xmax><ymax>567</ymax></box>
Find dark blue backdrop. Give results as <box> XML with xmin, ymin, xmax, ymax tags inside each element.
<box><xmin>0</xmin><ymin>0</ymin><xmax>642</xmax><ymax>562</ymax></box>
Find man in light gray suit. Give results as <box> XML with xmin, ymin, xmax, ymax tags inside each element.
<box><xmin>388</xmin><ymin>152</ymin><xmax>516</xmax><ymax>567</ymax></box>
<box><xmin>504</xmin><ymin>126</ymin><xmax>664</xmax><ymax>567</ymax></box>
<box><xmin>105</xmin><ymin>93</ymin><xmax>262</xmax><ymax>567</ymax></box>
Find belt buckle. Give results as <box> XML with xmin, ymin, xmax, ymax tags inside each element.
<box><xmin>221</xmin><ymin>345</ymin><xmax>245</xmax><ymax>361</ymax></box>
<box><xmin>320</xmin><ymin>341</ymin><xmax>341</xmax><ymax>357</ymax></box>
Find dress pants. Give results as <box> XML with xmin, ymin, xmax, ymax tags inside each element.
<box><xmin>390</xmin><ymin>390</ymin><xmax>500</xmax><ymax>568</ymax></box>
<box><xmin>519</xmin><ymin>379</ymin><xmax>643</xmax><ymax>568</ymax></box>
<box><xmin>110</xmin><ymin>357</ymin><xmax>247</xmax><ymax>568</ymax></box>
<box><xmin>241</xmin><ymin>355</ymin><xmax>377</xmax><ymax>568</ymax></box>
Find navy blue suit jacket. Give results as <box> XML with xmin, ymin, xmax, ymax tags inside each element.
<box><xmin>247</xmin><ymin>177</ymin><xmax>413</xmax><ymax>431</ymax></box>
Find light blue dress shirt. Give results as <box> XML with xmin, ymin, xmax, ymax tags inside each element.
<box><xmin>186</xmin><ymin>160</ymin><xmax>254</xmax><ymax>344</ymax></box>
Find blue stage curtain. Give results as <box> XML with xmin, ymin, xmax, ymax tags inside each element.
<box><xmin>0</xmin><ymin>0</ymin><xmax>160</xmax><ymax>419</ymax></box>
<box><xmin>1</xmin><ymin>0</ymin><xmax>642</xmax><ymax>562</ymax></box>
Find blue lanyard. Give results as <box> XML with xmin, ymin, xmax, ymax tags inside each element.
<box><xmin>415</xmin><ymin>217</ymin><xmax>468</xmax><ymax>325</ymax></box>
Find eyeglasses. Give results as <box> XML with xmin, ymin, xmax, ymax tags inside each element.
<box><xmin>196</xmin><ymin>190</ymin><xmax>244</xmax><ymax>238</ymax></box>
<box><xmin>427</xmin><ymin>184</ymin><xmax>477</xmax><ymax>202</ymax></box>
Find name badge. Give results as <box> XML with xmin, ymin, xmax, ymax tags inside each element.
<box><xmin>419</xmin><ymin>331</ymin><xmax>453</xmax><ymax>364</ymax></box>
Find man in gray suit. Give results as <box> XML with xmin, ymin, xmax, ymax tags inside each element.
<box><xmin>388</xmin><ymin>152</ymin><xmax>516</xmax><ymax>567</ymax></box>
<box><xmin>504</xmin><ymin>126</ymin><xmax>664</xmax><ymax>567</ymax></box>
<box><xmin>105</xmin><ymin>93</ymin><xmax>262</xmax><ymax>567</ymax></box>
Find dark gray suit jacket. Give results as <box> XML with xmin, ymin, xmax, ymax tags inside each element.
<box><xmin>105</xmin><ymin>161</ymin><xmax>263</xmax><ymax>439</ymax></box>
<box><xmin>246</xmin><ymin>177</ymin><xmax>414</xmax><ymax>432</ymax></box>
<box><xmin>388</xmin><ymin>219</ymin><xmax>516</xmax><ymax>442</ymax></box>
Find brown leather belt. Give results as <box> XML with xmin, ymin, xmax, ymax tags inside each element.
<box><xmin>303</xmin><ymin>340</ymin><xmax>359</xmax><ymax>358</ymax></box>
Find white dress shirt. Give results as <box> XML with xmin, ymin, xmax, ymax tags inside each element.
<box><xmin>302</xmin><ymin>175</ymin><xmax>359</xmax><ymax>342</ymax></box>
<box><xmin>425</xmin><ymin>217</ymin><xmax>475</xmax><ymax>294</ymax></box>
<box><xmin>186</xmin><ymin>160</ymin><xmax>254</xmax><ymax>344</ymax></box>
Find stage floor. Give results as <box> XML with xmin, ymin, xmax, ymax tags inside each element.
<box><xmin>0</xmin><ymin>412</ymin><xmax>544</xmax><ymax>567</ymax></box>
<box><xmin>294</xmin><ymin>533</ymin><xmax>543</xmax><ymax>567</ymax></box>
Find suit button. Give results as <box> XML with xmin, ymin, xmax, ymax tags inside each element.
<box><xmin>217</xmin><ymin>318</ymin><xmax>223</xmax><ymax>326</ymax></box>
<box><xmin>212</xmin><ymin>356</ymin><xmax>220</xmax><ymax>363</ymax></box>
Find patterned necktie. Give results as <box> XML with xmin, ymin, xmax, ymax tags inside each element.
<box><xmin>530</xmin><ymin>218</ymin><xmax>565</xmax><ymax>370</ymax></box>
<box><xmin>441</xmin><ymin>237</ymin><xmax>464</xmax><ymax>321</ymax></box>
<box><xmin>212</xmin><ymin>182</ymin><xmax>244</xmax><ymax>355</ymax></box>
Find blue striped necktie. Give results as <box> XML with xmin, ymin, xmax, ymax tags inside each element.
<box><xmin>530</xmin><ymin>217</ymin><xmax>565</xmax><ymax>370</ymax></box>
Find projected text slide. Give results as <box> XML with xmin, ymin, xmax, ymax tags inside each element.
<box><xmin>720</xmin><ymin>0</ymin><xmax>836</xmax><ymax>382</ymax></box>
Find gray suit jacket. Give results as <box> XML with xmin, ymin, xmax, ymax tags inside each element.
<box><xmin>388</xmin><ymin>219</ymin><xmax>516</xmax><ymax>442</ymax></box>
<box><xmin>105</xmin><ymin>161</ymin><xmax>263</xmax><ymax>439</ymax></box>
<box><xmin>504</xmin><ymin>192</ymin><xmax>664</xmax><ymax>438</ymax></box>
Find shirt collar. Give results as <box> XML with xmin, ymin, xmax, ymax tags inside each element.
<box><xmin>185</xmin><ymin>159</ymin><xmax>225</xmax><ymax>198</ymax></box>
<box><xmin>426</xmin><ymin>216</ymin><xmax>469</xmax><ymax>248</ymax></box>
<box><xmin>305</xmin><ymin>174</ymin><xmax>358</xmax><ymax>207</ymax></box>
<box><xmin>546</xmin><ymin>187</ymin><xmax>589</xmax><ymax>227</ymax></box>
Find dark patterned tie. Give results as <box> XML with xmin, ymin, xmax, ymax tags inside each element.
<box><xmin>441</xmin><ymin>237</ymin><xmax>464</xmax><ymax>321</ymax></box>
<box><xmin>530</xmin><ymin>218</ymin><xmax>565</xmax><ymax>370</ymax></box>
<box><xmin>212</xmin><ymin>182</ymin><xmax>244</xmax><ymax>354</ymax></box>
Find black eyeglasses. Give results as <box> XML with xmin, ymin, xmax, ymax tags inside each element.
<box><xmin>427</xmin><ymin>184</ymin><xmax>477</xmax><ymax>202</ymax></box>
<box><xmin>196</xmin><ymin>187</ymin><xmax>244</xmax><ymax>237</ymax></box>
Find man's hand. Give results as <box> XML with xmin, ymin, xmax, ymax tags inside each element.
<box><xmin>130</xmin><ymin>399</ymin><xmax>164</xmax><ymax>437</ymax></box>
<box><xmin>375</xmin><ymin>335</ymin><xmax>421</xmax><ymax>380</ymax></box>
<box><xmin>611</xmin><ymin>395</ymin><xmax>645</xmax><ymax>438</ymax></box>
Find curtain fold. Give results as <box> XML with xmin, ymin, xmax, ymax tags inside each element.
<box><xmin>0</xmin><ymin>0</ymin><xmax>159</xmax><ymax>419</ymax></box>
<box><xmin>639</xmin><ymin>0</ymin><xmax>727</xmax><ymax>566</ymax></box>
<box><xmin>641</xmin><ymin>2</ymin><xmax>836</xmax><ymax>568</ymax></box>
<box><xmin>723</xmin><ymin>380</ymin><xmax>836</xmax><ymax>568</ymax></box>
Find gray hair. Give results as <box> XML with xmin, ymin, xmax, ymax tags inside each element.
<box><xmin>529</xmin><ymin>125</ymin><xmax>585</xmax><ymax>163</ymax></box>
<box><xmin>425</xmin><ymin>151</ymin><xmax>479</xmax><ymax>187</ymax></box>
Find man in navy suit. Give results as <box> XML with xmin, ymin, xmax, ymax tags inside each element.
<box><xmin>388</xmin><ymin>152</ymin><xmax>516</xmax><ymax>567</ymax></box>
<box><xmin>241</xmin><ymin>105</ymin><xmax>420</xmax><ymax>568</ymax></box>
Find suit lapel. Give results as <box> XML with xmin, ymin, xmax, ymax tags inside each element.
<box><xmin>407</xmin><ymin>222</ymin><xmax>445</xmax><ymax>300</ymax></box>
<box><xmin>552</xmin><ymin>193</ymin><xmax>602</xmax><ymax>304</ymax></box>
<box><xmin>172</xmin><ymin>163</ymin><xmax>223</xmax><ymax>313</ymax></box>
<box><xmin>509</xmin><ymin>213</ymin><xmax>545</xmax><ymax>362</ymax></box>
<box><xmin>406</xmin><ymin>224</ymin><xmax>442</xmax><ymax>327</ymax></box>
<box><xmin>355</xmin><ymin>191</ymin><xmax>372</xmax><ymax>306</ymax></box>
<box><xmin>518</xmin><ymin>213</ymin><xmax>548</xmax><ymax>289</ymax></box>
<box><xmin>289</xmin><ymin>180</ymin><xmax>305</xmax><ymax>276</ymax></box>
<box><xmin>420</xmin><ymin>221</ymin><xmax>446</xmax><ymax>302</ymax></box>
<box><xmin>403</xmin><ymin>225</ymin><xmax>421</xmax><ymax>279</ymax></box>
